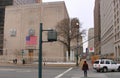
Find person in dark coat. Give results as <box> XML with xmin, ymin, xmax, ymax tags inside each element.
<box><xmin>22</xmin><ymin>59</ymin><xmax>25</xmax><ymax>64</ymax></box>
<box><xmin>82</xmin><ymin>61</ymin><xmax>89</xmax><ymax>77</ymax></box>
<box><xmin>14</xmin><ymin>59</ymin><xmax>17</xmax><ymax>64</ymax></box>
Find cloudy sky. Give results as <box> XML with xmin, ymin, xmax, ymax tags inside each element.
<box><xmin>43</xmin><ymin>0</ymin><xmax>95</xmax><ymax>51</ymax></box>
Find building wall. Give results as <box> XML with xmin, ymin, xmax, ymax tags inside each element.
<box><xmin>4</xmin><ymin>1</ymin><xmax>69</xmax><ymax>62</ymax></box>
<box><xmin>42</xmin><ymin>2</ymin><xmax>69</xmax><ymax>61</ymax></box>
<box><xmin>114</xmin><ymin>0</ymin><xmax>120</xmax><ymax>59</ymax></box>
<box><xmin>13</xmin><ymin>0</ymin><xmax>41</xmax><ymax>5</ymax></box>
<box><xmin>94</xmin><ymin>0</ymin><xmax>101</xmax><ymax>55</ymax></box>
<box><xmin>100</xmin><ymin>0</ymin><xmax>114</xmax><ymax>56</ymax></box>
<box><xmin>88</xmin><ymin>28</ymin><xmax>94</xmax><ymax>53</ymax></box>
<box><xmin>0</xmin><ymin>0</ymin><xmax>13</xmax><ymax>55</ymax></box>
<box><xmin>4</xmin><ymin>4</ymin><xmax>41</xmax><ymax>61</ymax></box>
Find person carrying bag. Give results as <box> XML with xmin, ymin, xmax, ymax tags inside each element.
<box><xmin>82</xmin><ymin>61</ymin><xmax>89</xmax><ymax>77</ymax></box>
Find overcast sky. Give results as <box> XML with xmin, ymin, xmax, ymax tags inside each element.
<box><xmin>43</xmin><ymin>0</ymin><xmax>95</xmax><ymax>52</ymax></box>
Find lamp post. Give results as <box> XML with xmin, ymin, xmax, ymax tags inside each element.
<box><xmin>76</xmin><ymin>22</ymin><xmax>79</xmax><ymax>66</ymax></box>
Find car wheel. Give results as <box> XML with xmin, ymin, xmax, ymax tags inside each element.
<box><xmin>102</xmin><ymin>67</ymin><xmax>108</xmax><ymax>72</ymax></box>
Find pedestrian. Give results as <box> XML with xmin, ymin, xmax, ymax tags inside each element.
<box><xmin>22</xmin><ymin>59</ymin><xmax>25</xmax><ymax>64</ymax></box>
<box><xmin>82</xmin><ymin>61</ymin><xmax>89</xmax><ymax>77</ymax></box>
<box><xmin>15</xmin><ymin>59</ymin><xmax>17</xmax><ymax>64</ymax></box>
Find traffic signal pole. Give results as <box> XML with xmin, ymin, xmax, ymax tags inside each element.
<box><xmin>38</xmin><ymin>23</ymin><xmax>57</xmax><ymax>78</ymax></box>
<box><xmin>39</xmin><ymin>23</ymin><xmax>43</xmax><ymax>78</ymax></box>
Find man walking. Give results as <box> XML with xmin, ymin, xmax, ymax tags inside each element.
<box><xmin>82</xmin><ymin>61</ymin><xmax>89</xmax><ymax>77</ymax></box>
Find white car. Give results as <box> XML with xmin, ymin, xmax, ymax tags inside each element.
<box><xmin>93</xmin><ymin>59</ymin><xmax>120</xmax><ymax>72</ymax></box>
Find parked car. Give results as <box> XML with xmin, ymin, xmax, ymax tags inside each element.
<box><xmin>93</xmin><ymin>59</ymin><xmax>120</xmax><ymax>72</ymax></box>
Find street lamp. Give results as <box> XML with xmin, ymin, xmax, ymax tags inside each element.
<box><xmin>76</xmin><ymin>22</ymin><xmax>79</xmax><ymax>66</ymax></box>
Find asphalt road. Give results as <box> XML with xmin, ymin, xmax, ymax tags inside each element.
<box><xmin>0</xmin><ymin>65</ymin><xmax>120</xmax><ymax>78</ymax></box>
<box><xmin>0</xmin><ymin>66</ymin><xmax>38</xmax><ymax>78</ymax></box>
<box><xmin>43</xmin><ymin>66</ymin><xmax>120</xmax><ymax>78</ymax></box>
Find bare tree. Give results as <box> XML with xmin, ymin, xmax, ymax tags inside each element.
<box><xmin>55</xmin><ymin>18</ymin><xmax>85</xmax><ymax>60</ymax></box>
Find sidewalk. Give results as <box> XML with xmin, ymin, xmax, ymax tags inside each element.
<box><xmin>0</xmin><ymin>62</ymin><xmax>38</xmax><ymax>67</ymax></box>
<box><xmin>43</xmin><ymin>62</ymin><xmax>76</xmax><ymax>67</ymax></box>
<box><xmin>0</xmin><ymin>62</ymin><xmax>76</xmax><ymax>67</ymax></box>
<box><xmin>0</xmin><ymin>59</ymin><xmax>92</xmax><ymax>68</ymax></box>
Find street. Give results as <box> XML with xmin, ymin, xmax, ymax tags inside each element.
<box><xmin>43</xmin><ymin>66</ymin><xmax>120</xmax><ymax>78</ymax></box>
<box><xmin>0</xmin><ymin>65</ymin><xmax>38</xmax><ymax>78</ymax></box>
<box><xmin>0</xmin><ymin>65</ymin><xmax>120</xmax><ymax>78</ymax></box>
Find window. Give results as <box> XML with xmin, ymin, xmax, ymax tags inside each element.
<box><xmin>28</xmin><ymin>28</ymin><xmax>35</xmax><ymax>36</ymax></box>
<box><xmin>117</xmin><ymin>18</ymin><xmax>119</xmax><ymax>23</ymax></box>
<box><xmin>106</xmin><ymin>61</ymin><xmax>110</xmax><ymax>64</ymax></box>
<box><xmin>10</xmin><ymin>29</ymin><xmax>17</xmax><ymax>37</ymax></box>
<box><xmin>100</xmin><ymin>61</ymin><xmax>104</xmax><ymax>64</ymax></box>
<box><xmin>111</xmin><ymin>61</ymin><xmax>116</xmax><ymax>64</ymax></box>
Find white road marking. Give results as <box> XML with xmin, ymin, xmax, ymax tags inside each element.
<box><xmin>54</xmin><ymin>67</ymin><xmax>73</xmax><ymax>78</ymax></box>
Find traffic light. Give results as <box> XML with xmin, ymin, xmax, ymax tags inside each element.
<box><xmin>47</xmin><ymin>30</ymin><xmax>57</xmax><ymax>42</ymax></box>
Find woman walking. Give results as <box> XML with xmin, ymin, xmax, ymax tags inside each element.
<box><xmin>82</xmin><ymin>61</ymin><xmax>89</xmax><ymax>77</ymax></box>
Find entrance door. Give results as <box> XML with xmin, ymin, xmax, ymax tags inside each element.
<box><xmin>28</xmin><ymin>49</ymin><xmax>34</xmax><ymax>63</ymax></box>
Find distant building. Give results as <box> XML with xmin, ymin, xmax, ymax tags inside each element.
<box><xmin>94</xmin><ymin>0</ymin><xmax>101</xmax><ymax>55</ymax></box>
<box><xmin>70</xmin><ymin>25</ymin><xmax>83</xmax><ymax>61</ymax></box>
<box><xmin>88</xmin><ymin>28</ymin><xmax>94</xmax><ymax>53</ymax></box>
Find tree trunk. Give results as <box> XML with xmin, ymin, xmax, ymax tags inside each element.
<box><xmin>67</xmin><ymin>38</ymin><xmax>71</xmax><ymax>61</ymax></box>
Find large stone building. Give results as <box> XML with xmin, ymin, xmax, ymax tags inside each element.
<box><xmin>0</xmin><ymin>0</ymin><xmax>41</xmax><ymax>55</ymax></box>
<box><xmin>100</xmin><ymin>0</ymin><xmax>114</xmax><ymax>58</ymax></box>
<box><xmin>0</xmin><ymin>0</ymin><xmax>13</xmax><ymax>55</ymax></box>
<box><xmin>113</xmin><ymin>0</ymin><xmax>120</xmax><ymax>60</ymax></box>
<box><xmin>94</xmin><ymin>0</ymin><xmax>101</xmax><ymax>55</ymax></box>
<box><xmin>94</xmin><ymin>0</ymin><xmax>120</xmax><ymax>59</ymax></box>
<box><xmin>3</xmin><ymin>1</ymin><xmax>69</xmax><ymax>62</ymax></box>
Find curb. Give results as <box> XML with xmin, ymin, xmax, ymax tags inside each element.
<box><xmin>42</xmin><ymin>62</ymin><xmax>76</xmax><ymax>67</ymax></box>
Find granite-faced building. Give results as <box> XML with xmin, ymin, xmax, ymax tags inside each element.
<box><xmin>94</xmin><ymin>0</ymin><xmax>101</xmax><ymax>55</ymax></box>
<box><xmin>0</xmin><ymin>0</ymin><xmax>41</xmax><ymax>55</ymax></box>
<box><xmin>4</xmin><ymin>1</ymin><xmax>69</xmax><ymax>62</ymax></box>
<box><xmin>100</xmin><ymin>0</ymin><xmax>114</xmax><ymax>58</ymax></box>
<box><xmin>0</xmin><ymin>0</ymin><xmax>13</xmax><ymax>55</ymax></box>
